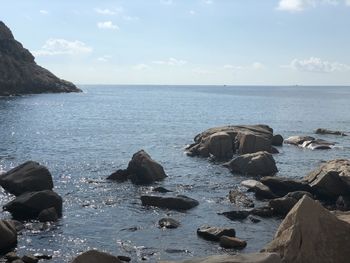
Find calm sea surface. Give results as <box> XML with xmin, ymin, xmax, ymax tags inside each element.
<box><xmin>1</xmin><ymin>85</ymin><xmax>350</xmax><ymax>262</ymax></box>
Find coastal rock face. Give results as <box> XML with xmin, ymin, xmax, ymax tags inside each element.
<box><xmin>4</xmin><ymin>190</ymin><xmax>62</xmax><ymax>220</ymax></box>
<box><xmin>0</xmin><ymin>220</ymin><xmax>17</xmax><ymax>252</ymax></box>
<box><xmin>186</xmin><ymin>125</ymin><xmax>276</xmax><ymax>159</ymax></box>
<box><xmin>0</xmin><ymin>21</ymin><xmax>80</xmax><ymax>96</ymax></box>
<box><xmin>303</xmin><ymin>159</ymin><xmax>350</xmax><ymax>199</ymax></box>
<box><xmin>269</xmin><ymin>191</ymin><xmax>313</xmax><ymax>216</ymax></box>
<box><xmin>108</xmin><ymin>150</ymin><xmax>167</xmax><ymax>185</ymax></box>
<box><xmin>225</xmin><ymin>151</ymin><xmax>278</xmax><ymax>177</ymax></box>
<box><xmin>159</xmin><ymin>253</ymin><xmax>282</xmax><ymax>263</ymax></box>
<box><xmin>0</xmin><ymin>161</ymin><xmax>53</xmax><ymax>196</ymax></box>
<box><xmin>141</xmin><ymin>195</ymin><xmax>199</xmax><ymax>211</ymax></box>
<box><xmin>263</xmin><ymin>196</ymin><xmax>350</xmax><ymax>263</ymax></box>
<box><xmin>71</xmin><ymin>250</ymin><xmax>122</xmax><ymax>263</ymax></box>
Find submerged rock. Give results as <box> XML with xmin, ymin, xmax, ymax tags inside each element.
<box><xmin>4</xmin><ymin>190</ymin><xmax>62</xmax><ymax>220</ymax></box>
<box><xmin>0</xmin><ymin>220</ymin><xmax>17</xmax><ymax>253</ymax></box>
<box><xmin>71</xmin><ymin>250</ymin><xmax>122</xmax><ymax>263</ymax></box>
<box><xmin>263</xmin><ymin>195</ymin><xmax>350</xmax><ymax>263</ymax></box>
<box><xmin>197</xmin><ymin>225</ymin><xmax>236</xmax><ymax>241</ymax></box>
<box><xmin>186</xmin><ymin>125</ymin><xmax>276</xmax><ymax>159</ymax></box>
<box><xmin>229</xmin><ymin>189</ymin><xmax>254</xmax><ymax>208</ymax></box>
<box><xmin>225</xmin><ymin>151</ymin><xmax>278</xmax><ymax>177</ymax></box>
<box><xmin>284</xmin><ymin>136</ymin><xmax>335</xmax><ymax>150</ymax></box>
<box><xmin>108</xmin><ymin>150</ymin><xmax>167</xmax><ymax>185</ymax></box>
<box><xmin>159</xmin><ymin>218</ymin><xmax>180</xmax><ymax>229</ymax></box>
<box><xmin>0</xmin><ymin>21</ymin><xmax>80</xmax><ymax>96</ymax></box>
<box><xmin>303</xmin><ymin>159</ymin><xmax>350</xmax><ymax>199</ymax></box>
<box><xmin>141</xmin><ymin>195</ymin><xmax>199</xmax><ymax>211</ymax></box>
<box><xmin>0</xmin><ymin>161</ymin><xmax>53</xmax><ymax>196</ymax></box>
<box><xmin>38</xmin><ymin>207</ymin><xmax>59</xmax><ymax>222</ymax></box>
<box><xmin>315</xmin><ymin>128</ymin><xmax>347</xmax><ymax>136</ymax></box>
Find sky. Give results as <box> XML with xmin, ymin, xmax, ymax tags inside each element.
<box><xmin>1</xmin><ymin>0</ymin><xmax>350</xmax><ymax>85</ymax></box>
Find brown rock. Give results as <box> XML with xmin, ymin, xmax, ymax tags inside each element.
<box><xmin>0</xmin><ymin>220</ymin><xmax>17</xmax><ymax>252</ymax></box>
<box><xmin>208</xmin><ymin>132</ymin><xmax>233</xmax><ymax>159</ymax></box>
<box><xmin>197</xmin><ymin>225</ymin><xmax>235</xmax><ymax>241</ymax></box>
<box><xmin>71</xmin><ymin>250</ymin><xmax>122</xmax><ymax>263</ymax></box>
<box><xmin>141</xmin><ymin>195</ymin><xmax>199</xmax><ymax>211</ymax></box>
<box><xmin>219</xmin><ymin>236</ymin><xmax>247</xmax><ymax>249</ymax></box>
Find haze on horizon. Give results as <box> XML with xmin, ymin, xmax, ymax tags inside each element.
<box><xmin>1</xmin><ymin>0</ymin><xmax>350</xmax><ymax>86</ymax></box>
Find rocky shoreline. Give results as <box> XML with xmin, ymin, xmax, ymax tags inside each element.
<box><xmin>1</xmin><ymin>124</ymin><xmax>350</xmax><ymax>262</ymax></box>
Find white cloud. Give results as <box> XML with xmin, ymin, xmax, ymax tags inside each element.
<box><xmin>192</xmin><ymin>68</ymin><xmax>212</xmax><ymax>75</ymax></box>
<box><xmin>223</xmin><ymin>64</ymin><xmax>244</xmax><ymax>70</ymax></box>
<box><xmin>189</xmin><ymin>10</ymin><xmax>196</xmax><ymax>15</ymax></box>
<box><xmin>97</xmin><ymin>21</ymin><xmax>119</xmax><ymax>30</ymax></box>
<box><xmin>277</xmin><ymin>0</ymin><xmax>339</xmax><ymax>12</ymax></box>
<box><xmin>223</xmin><ymin>62</ymin><xmax>265</xmax><ymax>71</ymax></box>
<box><xmin>39</xmin><ymin>10</ymin><xmax>49</xmax><ymax>15</ymax></box>
<box><xmin>123</xmin><ymin>15</ymin><xmax>139</xmax><ymax>21</ymax></box>
<box><xmin>95</xmin><ymin>8</ymin><xmax>119</xmax><ymax>15</ymax></box>
<box><xmin>152</xmin><ymin>57</ymin><xmax>187</xmax><ymax>66</ymax></box>
<box><xmin>346</xmin><ymin>0</ymin><xmax>350</xmax><ymax>5</ymax></box>
<box><xmin>32</xmin><ymin>39</ymin><xmax>92</xmax><ymax>56</ymax></box>
<box><xmin>133</xmin><ymin>64</ymin><xmax>151</xmax><ymax>70</ymax></box>
<box><xmin>286</xmin><ymin>57</ymin><xmax>350</xmax><ymax>72</ymax></box>
<box><xmin>97</xmin><ymin>55</ymin><xmax>111</xmax><ymax>62</ymax></box>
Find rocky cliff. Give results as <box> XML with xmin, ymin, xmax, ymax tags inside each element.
<box><xmin>0</xmin><ymin>21</ymin><xmax>81</xmax><ymax>96</ymax></box>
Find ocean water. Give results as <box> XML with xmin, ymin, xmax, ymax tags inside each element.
<box><xmin>0</xmin><ymin>85</ymin><xmax>350</xmax><ymax>262</ymax></box>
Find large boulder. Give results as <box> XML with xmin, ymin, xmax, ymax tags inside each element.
<box><xmin>225</xmin><ymin>151</ymin><xmax>278</xmax><ymax>177</ymax></box>
<box><xmin>141</xmin><ymin>195</ymin><xmax>199</xmax><ymax>211</ymax></box>
<box><xmin>108</xmin><ymin>150</ymin><xmax>166</xmax><ymax>185</ymax></box>
<box><xmin>241</xmin><ymin>179</ymin><xmax>277</xmax><ymax>199</ymax></box>
<box><xmin>71</xmin><ymin>250</ymin><xmax>122</xmax><ymax>263</ymax></box>
<box><xmin>269</xmin><ymin>191</ymin><xmax>313</xmax><ymax>216</ymax></box>
<box><xmin>159</xmin><ymin>253</ymin><xmax>282</xmax><ymax>263</ymax></box>
<box><xmin>271</xmin><ymin>134</ymin><xmax>284</xmax><ymax>146</ymax></box>
<box><xmin>4</xmin><ymin>190</ymin><xmax>62</xmax><ymax>220</ymax></box>
<box><xmin>0</xmin><ymin>161</ymin><xmax>53</xmax><ymax>196</ymax></box>
<box><xmin>0</xmin><ymin>21</ymin><xmax>80</xmax><ymax>96</ymax></box>
<box><xmin>263</xmin><ymin>195</ymin><xmax>350</xmax><ymax>263</ymax></box>
<box><xmin>186</xmin><ymin>125</ymin><xmax>276</xmax><ymax>158</ymax></box>
<box><xmin>260</xmin><ymin>176</ymin><xmax>311</xmax><ymax>197</ymax></box>
<box><xmin>303</xmin><ymin>159</ymin><xmax>350</xmax><ymax>199</ymax></box>
<box><xmin>0</xmin><ymin>220</ymin><xmax>17</xmax><ymax>253</ymax></box>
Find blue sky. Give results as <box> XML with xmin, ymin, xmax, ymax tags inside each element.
<box><xmin>1</xmin><ymin>0</ymin><xmax>350</xmax><ymax>85</ymax></box>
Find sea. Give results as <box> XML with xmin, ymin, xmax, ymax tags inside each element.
<box><xmin>1</xmin><ymin>85</ymin><xmax>350</xmax><ymax>262</ymax></box>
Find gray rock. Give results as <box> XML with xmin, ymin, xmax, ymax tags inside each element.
<box><xmin>0</xmin><ymin>161</ymin><xmax>53</xmax><ymax>196</ymax></box>
<box><xmin>272</xmin><ymin>134</ymin><xmax>284</xmax><ymax>146</ymax></box>
<box><xmin>5</xmin><ymin>251</ymin><xmax>20</xmax><ymax>261</ymax></box>
<box><xmin>269</xmin><ymin>191</ymin><xmax>313</xmax><ymax>216</ymax></box>
<box><xmin>22</xmin><ymin>255</ymin><xmax>38</xmax><ymax>263</ymax></box>
<box><xmin>229</xmin><ymin>189</ymin><xmax>254</xmax><ymax>208</ymax></box>
<box><xmin>315</xmin><ymin>128</ymin><xmax>347</xmax><ymax>136</ymax></box>
<box><xmin>141</xmin><ymin>195</ymin><xmax>199</xmax><ymax>211</ymax></box>
<box><xmin>220</xmin><ymin>210</ymin><xmax>250</xmax><ymax>220</ymax></box>
<box><xmin>71</xmin><ymin>250</ymin><xmax>122</xmax><ymax>263</ymax></box>
<box><xmin>260</xmin><ymin>176</ymin><xmax>311</xmax><ymax>197</ymax></box>
<box><xmin>241</xmin><ymin>179</ymin><xmax>277</xmax><ymax>199</ymax></box>
<box><xmin>159</xmin><ymin>218</ymin><xmax>180</xmax><ymax>229</ymax></box>
<box><xmin>197</xmin><ymin>225</ymin><xmax>236</xmax><ymax>241</ymax></box>
<box><xmin>208</xmin><ymin>132</ymin><xmax>233</xmax><ymax>159</ymax></box>
<box><xmin>0</xmin><ymin>21</ymin><xmax>80</xmax><ymax>96</ymax></box>
<box><xmin>225</xmin><ymin>151</ymin><xmax>278</xmax><ymax>177</ymax></box>
<box><xmin>0</xmin><ymin>220</ymin><xmax>17</xmax><ymax>253</ymax></box>
<box><xmin>4</xmin><ymin>190</ymin><xmax>63</xmax><ymax>220</ymax></box>
<box><xmin>38</xmin><ymin>207</ymin><xmax>59</xmax><ymax>222</ymax></box>
<box><xmin>284</xmin><ymin>136</ymin><xmax>335</xmax><ymax>150</ymax></box>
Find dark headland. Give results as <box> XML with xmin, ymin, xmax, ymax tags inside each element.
<box><xmin>0</xmin><ymin>21</ymin><xmax>81</xmax><ymax>96</ymax></box>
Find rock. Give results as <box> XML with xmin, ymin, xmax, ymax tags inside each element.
<box><xmin>272</xmin><ymin>134</ymin><xmax>284</xmax><ymax>146</ymax></box>
<box><xmin>248</xmin><ymin>215</ymin><xmax>261</xmax><ymax>223</ymax></box>
<box><xmin>33</xmin><ymin>253</ymin><xmax>52</xmax><ymax>260</ymax></box>
<box><xmin>4</xmin><ymin>190</ymin><xmax>63</xmax><ymax>220</ymax></box>
<box><xmin>117</xmin><ymin>256</ymin><xmax>131</xmax><ymax>262</ymax></box>
<box><xmin>303</xmin><ymin>159</ymin><xmax>350</xmax><ymax>199</ymax></box>
<box><xmin>0</xmin><ymin>161</ymin><xmax>53</xmax><ymax>196</ymax></box>
<box><xmin>6</xmin><ymin>251</ymin><xmax>20</xmax><ymax>261</ymax></box>
<box><xmin>197</xmin><ymin>225</ymin><xmax>236</xmax><ymax>241</ymax></box>
<box><xmin>219</xmin><ymin>236</ymin><xmax>247</xmax><ymax>249</ymax></box>
<box><xmin>284</xmin><ymin>136</ymin><xmax>335</xmax><ymax>150</ymax></box>
<box><xmin>186</xmin><ymin>125</ymin><xmax>275</xmax><ymax>158</ymax></box>
<box><xmin>229</xmin><ymin>189</ymin><xmax>254</xmax><ymax>208</ymax></box>
<box><xmin>22</xmin><ymin>255</ymin><xmax>38</xmax><ymax>263</ymax></box>
<box><xmin>0</xmin><ymin>220</ymin><xmax>17</xmax><ymax>253</ymax></box>
<box><xmin>269</xmin><ymin>191</ymin><xmax>313</xmax><ymax>216</ymax></box>
<box><xmin>225</xmin><ymin>151</ymin><xmax>278</xmax><ymax>177</ymax></box>
<box><xmin>12</xmin><ymin>260</ymin><xmax>25</xmax><ymax>263</ymax></box>
<box><xmin>141</xmin><ymin>195</ymin><xmax>199</xmax><ymax>211</ymax></box>
<box><xmin>241</xmin><ymin>179</ymin><xmax>277</xmax><ymax>199</ymax></box>
<box><xmin>336</xmin><ymin>195</ymin><xmax>350</xmax><ymax>211</ymax></box>
<box><xmin>0</xmin><ymin>21</ymin><xmax>80</xmax><ymax>96</ymax></box>
<box><xmin>284</xmin><ymin>136</ymin><xmax>315</xmax><ymax>146</ymax></box>
<box><xmin>153</xmin><ymin>186</ymin><xmax>172</xmax><ymax>193</ymax></box>
<box><xmin>38</xmin><ymin>207</ymin><xmax>59</xmax><ymax>222</ymax></box>
<box><xmin>159</xmin><ymin>218</ymin><xmax>180</xmax><ymax>229</ymax></box>
<box><xmin>108</xmin><ymin>150</ymin><xmax>167</xmax><ymax>185</ymax></box>
<box><xmin>207</xmin><ymin>132</ymin><xmax>233</xmax><ymax>159</ymax></box>
<box><xmin>263</xmin><ymin>195</ymin><xmax>350</xmax><ymax>263</ymax></box>
<box><xmin>71</xmin><ymin>250</ymin><xmax>122</xmax><ymax>263</ymax></box>
<box><xmin>315</xmin><ymin>128</ymin><xmax>347</xmax><ymax>136</ymax></box>
<box><xmin>260</xmin><ymin>176</ymin><xmax>311</xmax><ymax>197</ymax></box>
<box><xmin>250</xmin><ymin>206</ymin><xmax>275</xmax><ymax>217</ymax></box>
<box><xmin>159</xmin><ymin>253</ymin><xmax>282</xmax><ymax>263</ymax></box>
<box><xmin>220</xmin><ymin>210</ymin><xmax>250</xmax><ymax>220</ymax></box>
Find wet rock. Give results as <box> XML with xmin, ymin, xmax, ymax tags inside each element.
<box><xmin>284</xmin><ymin>135</ymin><xmax>315</xmax><ymax>146</ymax></box>
<box><xmin>336</xmin><ymin>195</ymin><xmax>350</xmax><ymax>211</ymax></box>
<box><xmin>108</xmin><ymin>150</ymin><xmax>166</xmax><ymax>185</ymax></box>
<box><xmin>22</xmin><ymin>255</ymin><xmax>38</xmax><ymax>263</ymax></box>
<box><xmin>12</xmin><ymin>220</ymin><xmax>25</xmax><ymax>232</ymax></box>
<box><xmin>225</xmin><ymin>151</ymin><xmax>278</xmax><ymax>177</ymax></box>
<box><xmin>0</xmin><ymin>161</ymin><xmax>53</xmax><ymax>196</ymax></box>
<box><xmin>229</xmin><ymin>189</ymin><xmax>254</xmax><ymax>208</ymax></box>
<box><xmin>153</xmin><ymin>186</ymin><xmax>172</xmax><ymax>193</ymax></box>
<box><xmin>33</xmin><ymin>253</ymin><xmax>52</xmax><ymax>260</ymax></box>
<box><xmin>248</xmin><ymin>215</ymin><xmax>261</xmax><ymax>223</ymax></box>
<box><xmin>159</xmin><ymin>218</ymin><xmax>180</xmax><ymax>229</ymax></box>
<box><xmin>197</xmin><ymin>225</ymin><xmax>236</xmax><ymax>241</ymax></box>
<box><xmin>220</xmin><ymin>210</ymin><xmax>250</xmax><ymax>220</ymax></box>
<box><xmin>303</xmin><ymin>159</ymin><xmax>350</xmax><ymax>199</ymax></box>
<box><xmin>241</xmin><ymin>179</ymin><xmax>277</xmax><ymax>199</ymax></box>
<box><xmin>5</xmin><ymin>251</ymin><xmax>20</xmax><ymax>261</ymax></box>
<box><xmin>117</xmin><ymin>255</ymin><xmax>131</xmax><ymax>262</ymax></box>
<box><xmin>284</xmin><ymin>136</ymin><xmax>335</xmax><ymax>150</ymax></box>
<box><xmin>315</xmin><ymin>128</ymin><xmax>347</xmax><ymax>136</ymax></box>
<box><xmin>141</xmin><ymin>195</ymin><xmax>199</xmax><ymax>211</ymax></box>
<box><xmin>219</xmin><ymin>236</ymin><xmax>247</xmax><ymax>249</ymax></box>
<box><xmin>269</xmin><ymin>191</ymin><xmax>313</xmax><ymax>216</ymax></box>
<box><xmin>260</xmin><ymin>176</ymin><xmax>311</xmax><ymax>197</ymax></box>
<box><xmin>159</xmin><ymin>253</ymin><xmax>282</xmax><ymax>263</ymax></box>
<box><xmin>71</xmin><ymin>250</ymin><xmax>122</xmax><ymax>263</ymax></box>
<box><xmin>251</xmin><ymin>206</ymin><xmax>275</xmax><ymax>218</ymax></box>
<box><xmin>186</xmin><ymin>125</ymin><xmax>275</xmax><ymax>158</ymax></box>
<box><xmin>0</xmin><ymin>220</ymin><xmax>17</xmax><ymax>253</ymax></box>
<box><xmin>12</xmin><ymin>260</ymin><xmax>25</xmax><ymax>263</ymax></box>
<box><xmin>271</xmin><ymin>134</ymin><xmax>284</xmax><ymax>146</ymax></box>
<box><xmin>4</xmin><ymin>190</ymin><xmax>63</xmax><ymax>220</ymax></box>
<box><xmin>0</xmin><ymin>22</ymin><xmax>80</xmax><ymax>96</ymax></box>
<box><xmin>38</xmin><ymin>207</ymin><xmax>59</xmax><ymax>222</ymax></box>
<box><xmin>263</xmin><ymin>196</ymin><xmax>350</xmax><ymax>263</ymax></box>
